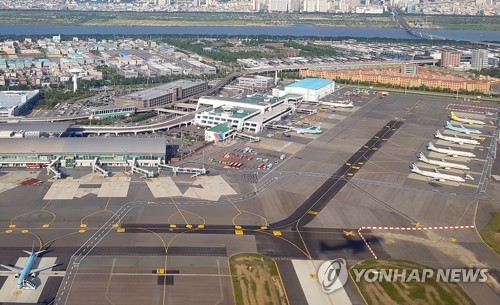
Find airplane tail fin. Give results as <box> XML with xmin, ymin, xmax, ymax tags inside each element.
<box><xmin>435</xmin><ymin>130</ymin><xmax>442</xmax><ymax>137</ymax></box>
<box><xmin>427</xmin><ymin>141</ymin><xmax>435</xmax><ymax>149</ymax></box>
<box><xmin>418</xmin><ymin>152</ymin><xmax>427</xmax><ymax>161</ymax></box>
<box><xmin>450</xmin><ymin>112</ymin><xmax>458</xmax><ymax>119</ymax></box>
<box><xmin>445</xmin><ymin>121</ymin><xmax>452</xmax><ymax>127</ymax></box>
<box><xmin>316</xmin><ymin>126</ymin><xmax>321</xmax><ymax>131</ymax></box>
<box><xmin>410</xmin><ymin>162</ymin><xmax>420</xmax><ymax>172</ymax></box>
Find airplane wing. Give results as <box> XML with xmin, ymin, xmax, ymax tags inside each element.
<box><xmin>31</xmin><ymin>264</ymin><xmax>58</xmax><ymax>274</ymax></box>
<box><xmin>0</xmin><ymin>264</ymin><xmax>23</xmax><ymax>272</ymax></box>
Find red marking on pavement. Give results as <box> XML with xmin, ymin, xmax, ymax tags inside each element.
<box><xmin>358</xmin><ymin>225</ymin><xmax>475</xmax><ymax>260</ymax></box>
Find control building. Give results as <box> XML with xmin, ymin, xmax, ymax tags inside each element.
<box><xmin>114</xmin><ymin>79</ymin><xmax>208</xmax><ymax>109</ymax></box>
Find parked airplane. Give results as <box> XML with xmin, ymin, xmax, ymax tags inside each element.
<box><xmin>0</xmin><ymin>247</ymin><xmax>58</xmax><ymax>289</ymax></box>
<box><xmin>320</xmin><ymin>100</ymin><xmax>354</xmax><ymax>108</ymax></box>
<box><xmin>293</xmin><ymin>126</ymin><xmax>322</xmax><ymax>134</ymax></box>
<box><xmin>450</xmin><ymin>112</ymin><xmax>485</xmax><ymax>125</ymax></box>
<box><xmin>427</xmin><ymin>142</ymin><xmax>476</xmax><ymax>158</ymax></box>
<box><xmin>445</xmin><ymin>121</ymin><xmax>482</xmax><ymax>135</ymax></box>
<box><xmin>434</xmin><ymin>130</ymin><xmax>480</xmax><ymax>145</ymax></box>
<box><xmin>418</xmin><ymin>152</ymin><xmax>470</xmax><ymax>170</ymax></box>
<box><xmin>410</xmin><ymin>163</ymin><xmax>470</xmax><ymax>183</ymax></box>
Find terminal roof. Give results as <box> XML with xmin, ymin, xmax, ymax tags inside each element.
<box><xmin>0</xmin><ymin>137</ymin><xmax>167</xmax><ymax>155</ymax></box>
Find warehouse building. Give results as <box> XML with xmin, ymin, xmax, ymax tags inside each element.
<box><xmin>0</xmin><ymin>90</ymin><xmax>40</xmax><ymax>117</ymax></box>
<box><xmin>0</xmin><ymin>137</ymin><xmax>171</xmax><ymax>168</ymax></box>
<box><xmin>278</xmin><ymin>78</ymin><xmax>335</xmax><ymax>102</ymax></box>
<box><xmin>114</xmin><ymin>79</ymin><xmax>208</xmax><ymax>109</ymax></box>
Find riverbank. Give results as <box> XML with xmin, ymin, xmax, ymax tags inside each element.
<box><xmin>0</xmin><ymin>10</ymin><xmax>398</xmax><ymax>28</ymax></box>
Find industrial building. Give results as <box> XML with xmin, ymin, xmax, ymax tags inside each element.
<box><xmin>279</xmin><ymin>78</ymin><xmax>335</xmax><ymax>102</ymax></box>
<box><xmin>0</xmin><ymin>137</ymin><xmax>170</xmax><ymax>168</ymax></box>
<box><xmin>194</xmin><ymin>93</ymin><xmax>301</xmax><ymax>134</ymax></box>
<box><xmin>237</xmin><ymin>75</ymin><xmax>276</xmax><ymax>88</ymax></box>
<box><xmin>114</xmin><ymin>79</ymin><xmax>208</xmax><ymax>109</ymax></box>
<box><xmin>0</xmin><ymin>90</ymin><xmax>40</xmax><ymax>117</ymax></box>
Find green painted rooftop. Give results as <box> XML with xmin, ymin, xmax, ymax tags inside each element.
<box><xmin>208</xmin><ymin>124</ymin><xmax>233</xmax><ymax>133</ymax></box>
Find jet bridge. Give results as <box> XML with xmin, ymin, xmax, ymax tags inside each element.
<box><xmin>296</xmin><ymin>108</ymin><xmax>317</xmax><ymax>114</ymax></box>
<box><xmin>264</xmin><ymin>124</ymin><xmax>292</xmax><ymax>131</ymax></box>
<box><xmin>158</xmin><ymin>163</ymin><xmax>207</xmax><ymax>177</ymax></box>
<box><xmin>47</xmin><ymin>157</ymin><xmax>62</xmax><ymax>179</ymax></box>
<box><xmin>92</xmin><ymin>158</ymin><xmax>109</xmax><ymax>177</ymax></box>
<box><xmin>130</xmin><ymin>158</ymin><xmax>155</xmax><ymax>178</ymax></box>
<box><xmin>234</xmin><ymin>132</ymin><xmax>260</xmax><ymax>142</ymax></box>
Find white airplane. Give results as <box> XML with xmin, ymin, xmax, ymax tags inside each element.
<box><xmin>293</xmin><ymin>126</ymin><xmax>322</xmax><ymax>134</ymax></box>
<box><xmin>320</xmin><ymin>100</ymin><xmax>354</xmax><ymax>108</ymax></box>
<box><xmin>0</xmin><ymin>246</ymin><xmax>58</xmax><ymax>289</ymax></box>
<box><xmin>450</xmin><ymin>112</ymin><xmax>485</xmax><ymax>125</ymax></box>
<box><xmin>418</xmin><ymin>152</ymin><xmax>470</xmax><ymax>170</ymax></box>
<box><xmin>434</xmin><ymin>130</ymin><xmax>480</xmax><ymax>145</ymax></box>
<box><xmin>411</xmin><ymin>163</ymin><xmax>472</xmax><ymax>183</ymax></box>
<box><xmin>445</xmin><ymin>121</ymin><xmax>482</xmax><ymax>135</ymax></box>
<box><xmin>427</xmin><ymin>142</ymin><xmax>476</xmax><ymax>158</ymax></box>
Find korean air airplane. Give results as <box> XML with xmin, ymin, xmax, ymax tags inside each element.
<box><xmin>293</xmin><ymin>126</ymin><xmax>322</xmax><ymax>134</ymax></box>
<box><xmin>434</xmin><ymin>130</ymin><xmax>480</xmax><ymax>145</ymax></box>
<box><xmin>418</xmin><ymin>152</ymin><xmax>470</xmax><ymax>170</ymax></box>
<box><xmin>445</xmin><ymin>121</ymin><xmax>481</xmax><ymax>135</ymax></box>
<box><xmin>0</xmin><ymin>246</ymin><xmax>58</xmax><ymax>289</ymax></box>
<box><xmin>450</xmin><ymin>112</ymin><xmax>485</xmax><ymax>125</ymax></box>
<box><xmin>410</xmin><ymin>163</ymin><xmax>472</xmax><ymax>183</ymax></box>
<box><xmin>427</xmin><ymin>141</ymin><xmax>476</xmax><ymax>158</ymax></box>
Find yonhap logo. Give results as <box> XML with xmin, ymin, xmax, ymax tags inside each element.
<box><xmin>317</xmin><ymin>258</ymin><xmax>348</xmax><ymax>293</ymax></box>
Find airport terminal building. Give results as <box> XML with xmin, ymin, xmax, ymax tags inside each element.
<box><xmin>194</xmin><ymin>93</ymin><xmax>302</xmax><ymax>134</ymax></box>
<box><xmin>0</xmin><ymin>137</ymin><xmax>171</xmax><ymax>168</ymax></box>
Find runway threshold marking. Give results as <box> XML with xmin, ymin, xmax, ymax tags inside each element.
<box><xmin>358</xmin><ymin>225</ymin><xmax>475</xmax><ymax>259</ymax></box>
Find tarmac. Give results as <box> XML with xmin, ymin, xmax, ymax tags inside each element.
<box><xmin>0</xmin><ymin>91</ymin><xmax>498</xmax><ymax>305</ymax></box>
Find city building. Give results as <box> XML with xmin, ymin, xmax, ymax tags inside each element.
<box><xmin>194</xmin><ymin>93</ymin><xmax>302</xmax><ymax>134</ymax></box>
<box><xmin>401</xmin><ymin>64</ymin><xmax>417</xmax><ymax>74</ymax></box>
<box><xmin>280</xmin><ymin>78</ymin><xmax>335</xmax><ymax>102</ymax></box>
<box><xmin>441</xmin><ymin>51</ymin><xmax>461</xmax><ymax>67</ymax></box>
<box><xmin>300</xmin><ymin>67</ymin><xmax>492</xmax><ymax>93</ymax></box>
<box><xmin>0</xmin><ymin>137</ymin><xmax>170</xmax><ymax>168</ymax></box>
<box><xmin>471</xmin><ymin>49</ymin><xmax>489</xmax><ymax>70</ymax></box>
<box><xmin>237</xmin><ymin>75</ymin><xmax>276</xmax><ymax>88</ymax></box>
<box><xmin>114</xmin><ymin>79</ymin><xmax>208</xmax><ymax>109</ymax></box>
<box><xmin>0</xmin><ymin>90</ymin><xmax>40</xmax><ymax>117</ymax></box>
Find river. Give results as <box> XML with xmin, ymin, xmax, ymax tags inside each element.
<box><xmin>0</xmin><ymin>24</ymin><xmax>499</xmax><ymax>41</ymax></box>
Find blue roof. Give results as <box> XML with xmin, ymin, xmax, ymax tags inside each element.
<box><xmin>286</xmin><ymin>78</ymin><xmax>333</xmax><ymax>90</ymax></box>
